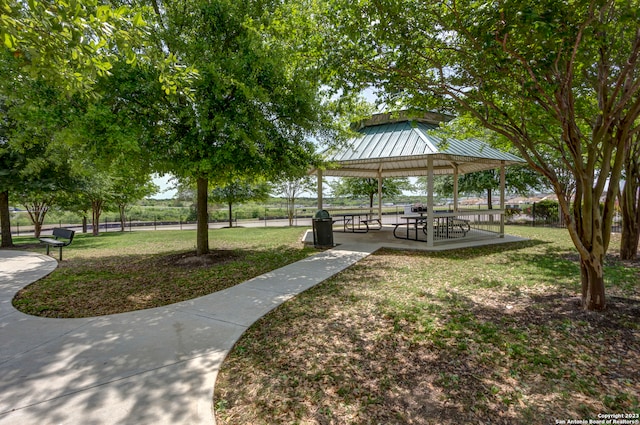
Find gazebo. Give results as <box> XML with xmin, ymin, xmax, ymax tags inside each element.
<box><xmin>311</xmin><ymin>111</ymin><xmax>526</xmax><ymax>247</ymax></box>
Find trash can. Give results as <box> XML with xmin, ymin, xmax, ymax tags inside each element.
<box><xmin>312</xmin><ymin>209</ymin><xmax>334</xmax><ymax>248</ymax></box>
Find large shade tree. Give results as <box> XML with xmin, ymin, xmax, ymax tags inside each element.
<box><xmin>60</xmin><ymin>59</ymin><xmax>163</xmax><ymax>235</ymax></box>
<box><xmin>146</xmin><ymin>0</ymin><xmax>337</xmax><ymax>255</ymax></box>
<box><xmin>0</xmin><ymin>0</ymin><xmax>156</xmax><ymax>245</ymax></box>
<box><xmin>0</xmin><ymin>52</ymin><xmax>81</xmax><ymax>245</ymax></box>
<box><xmin>323</xmin><ymin>0</ymin><xmax>640</xmax><ymax>311</ymax></box>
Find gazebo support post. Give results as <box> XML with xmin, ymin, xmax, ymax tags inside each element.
<box><xmin>317</xmin><ymin>169</ymin><xmax>323</xmax><ymax>211</ymax></box>
<box><xmin>377</xmin><ymin>169</ymin><xmax>383</xmax><ymax>221</ymax></box>
<box><xmin>453</xmin><ymin>165</ymin><xmax>459</xmax><ymax>212</ymax></box>
<box><xmin>427</xmin><ymin>157</ymin><xmax>434</xmax><ymax>247</ymax></box>
<box><xmin>500</xmin><ymin>161</ymin><xmax>505</xmax><ymax>238</ymax></box>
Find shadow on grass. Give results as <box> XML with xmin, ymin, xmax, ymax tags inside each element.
<box><xmin>216</xmin><ymin>273</ymin><xmax>640</xmax><ymax>425</ymax></box>
<box><xmin>215</xmin><ymin>235</ymin><xmax>640</xmax><ymax>424</ymax></box>
<box><xmin>374</xmin><ymin>238</ymin><xmax>581</xmax><ymax>290</ymax></box>
<box><xmin>12</xmin><ymin>245</ymin><xmax>312</xmax><ymax>318</ymax></box>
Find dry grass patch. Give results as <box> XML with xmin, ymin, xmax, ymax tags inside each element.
<box><xmin>214</xmin><ymin>227</ymin><xmax>640</xmax><ymax>424</ymax></box>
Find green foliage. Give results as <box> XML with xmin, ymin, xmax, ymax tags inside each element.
<box><xmin>147</xmin><ymin>0</ymin><xmax>331</xmax><ymax>183</ymax></box>
<box><xmin>529</xmin><ymin>200</ymin><xmax>560</xmax><ymax>224</ymax></box>
<box><xmin>330</xmin><ymin>177</ymin><xmax>413</xmax><ymax>207</ymax></box>
<box><xmin>420</xmin><ymin>165</ymin><xmax>547</xmax><ymax>204</ymax></box>
<box><xmin>0</xmin><ymin>0</ymin><xmax>150</xmax><ymax>91</ymax></box>
<box><xmin>210</xmin><ymin>181</ymin><xmax>271</xmax><ymax>206</ymax></box>
<box><xmin>139</xmin><ymin>0</ymin><xmax>344</xmax><ymax>252</ymax></box>
<box><xmin>210</xmin><ymin>180</ymin><xmax>271</xmax><ymax>226</ymax></box>
<box><xmin>271</xmin><ymin>174</ymin><xmax>316</xmax><ymax>226</ymax></box>
<box><xmin>322</xmin><ymin>0</ymin><xmax>640</xmax><ymax>310</ymax></box>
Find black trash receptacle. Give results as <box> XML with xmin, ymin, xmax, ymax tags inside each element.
<box><xmin>312</xmin><ymin>210</ymin><xmax>334</xmax><ymax>248</ymax></box>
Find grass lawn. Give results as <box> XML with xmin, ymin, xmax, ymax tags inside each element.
<box><xmin>12</xmin><ymin>227</ymin><xmax>315</xmax><ymax>317</ymax></box>
<box><xmin>214</xmin><ymin>226</ymin><xmax>640</xmax><ymax>424</ymax></box>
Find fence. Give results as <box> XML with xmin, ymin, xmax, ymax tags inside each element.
<box><xmin>9</xmin><ymin>207</ymin><xmax>321</xmax><ymax>236</ymax></box>
<box><xmin>9</xmin><ymin>202</ymin><xmax>624</xmax><ymax>236</ymax></box>
<box><xmin>506</xmin><ymin>202</ymin><xmax>623</xmax><ymax>233</ymax></box>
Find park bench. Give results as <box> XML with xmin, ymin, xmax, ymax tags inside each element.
<box><xmin>39</xmin><ymin>228</ymin><xmax>75</xmax><ymax>261</ymax></box>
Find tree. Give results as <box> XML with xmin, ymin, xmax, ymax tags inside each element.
<box><xmin>0</xmin><ymin>52</ymin><xmax>79</xmax><ymax>244</ymax></box>
<box><xmin>111</xmin><ymin>170</ymin><xmax>158</xmax><ymax>232</ymax></box>
<box><xmin>0</xmin><ymin>1</ymin><xmax>152</xmax><ymax>245</ymax></box>
<box><xmin>271</xmin><ymin>173</ymin><xmax>316</xmax><ymax>226</ymax></box>
<box><xmin>73</xmin><ymin>169</ymin><xmax>113</xmax><ymax>236</ymax></box>
<box><xmin>331</xmin><ymin>177</ymin><xmax>412</xmax><ymax>208</ymax></box>
<box><xmin>85</xmin><ymin>62</ymin><xmax>161</xmax><ymax>232</ymax></box>
<box><xmin>619</xmin><ymin>133</ymin><xmax>640</xmax><ymax>260</ymax></box>
<box><xmin>59</xmin><ymin>59</ymin><xmax>164</xmax><ymax>236</ymax></box>
<box><xmin>18</xmin><ymin>193</ymin><xmax>53</xmax><ymax>238</ymax></box>
<box><xmin>56</xmin><ymin>187</ymin><xmax>92</xmax><ymax>234</ymax></box>
<box><xmin>145</xmin><ymin>0</ymin><xmax>336</xmax><ymax>255</ymax></box>
<box><xmin>323</xmin><ymin>0</ymin><xmax>640</xmax><ymax>311</ymax></box>
<box><xmin>0</xmin><ymin>0</ymin><xmax>189</xmax><ymax>243</ymax></box>
<box><xmin>210</xmin><ymin>180</ymin><xmax>271</xmax><ymax>228</ymax></box>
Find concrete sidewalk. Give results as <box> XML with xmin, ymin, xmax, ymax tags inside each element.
<box><xmin>0</xmin><ymin>243</ymin><xmax>378</xmax><ymax>425</ymax></box>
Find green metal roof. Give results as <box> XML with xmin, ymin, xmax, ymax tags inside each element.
<box><xmin>320</xmin><ymin>117</ymin><xmax>525</xmax><ymax>178</ymax></box>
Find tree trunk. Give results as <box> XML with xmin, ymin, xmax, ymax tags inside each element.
<box><xmin>196</xmin><ymin>176</ymin><xmax>209</xmax><ymax>255</ymax></box>
<box><xmin>34</xmin><ymin>218</ymin><xmax>42</xmax><ymax>238</ymax></box>
<box><xmin>92</xmin><ymin>199</ymin><xmax>103</xmax><ymax>236</ymax></box>
<box><xmin>227</xmin><ymin>202</ymin><xmax>233</xmax><ymax>228</ymax></box>
<box><xmin>561</xmin><ymin>187</ymin><xmax>610</xmax><ymax>312</ymax></box>
<box><xmin>619</xmin><ymin>168</ymin><xmax>639</xmax><ymax>260</ymax></box>
<box><xmin>24</xmin><ymin>201</ymin><xmax>49</xmax><ymax>238</ymax></box>
<box><xmin>119</xmin><ymin>204</ymin><xmax>127</xmax><ymax>232</ymax></box>
<box><xmin>487</xmin><ymin>188</ymin><xmax>494</xmax><ymax>223</ymax></box>
<box><xmin>0</xmin><ymin>190</ymin><xmax>13</xmax><ymax>248</ymax></box>
<box><xmin>580</xmin><ymin>255</ymin><xmax>607</xmax><ymax>311</ymax></box>
<box><xmin>82</xmin><ymin>215</ymin><xmax>88</xmax><ymax>233</ymax></box>
<box><xmin>287</xmin><ymin>198</ymin><xmax>294</xmax><ymax>227</ymax></box>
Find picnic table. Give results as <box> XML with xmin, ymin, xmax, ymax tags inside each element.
<box><xmin>333</xmin><ymin>213</ymin><xmax>382</xmax><ymax>233</ymax></box>
<box><xmin>393</xmin><ymin>215</ymin><xmax>427</xmax><ymax>241</ymax></box>
<box><xmin>392</xmin><ymin>212</ymin><xmax>470</xmax><ymax>241</ymax></box>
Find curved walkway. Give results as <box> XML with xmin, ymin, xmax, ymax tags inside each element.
<box><xmin>0</xmin><ymin>243</ymin><xmax>377</xmax><ymax>425</ymax></box>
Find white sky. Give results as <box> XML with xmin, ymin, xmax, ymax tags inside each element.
<box><xmin>151</xmin><ymin>174</ymin><xmax>178</xmax><ymax>199</ymax></box>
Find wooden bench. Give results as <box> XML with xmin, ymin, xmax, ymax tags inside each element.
<box><xmin>39</xmin><ymin>228</ymin><xmax>75</xmax><ymax>261</ymax></box>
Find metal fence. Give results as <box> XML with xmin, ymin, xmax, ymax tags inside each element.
<box><xmin>505</xmin><ymin>202</ymin><xmax>623</xmax><ymax>233</ymax></box>
<box><xmin>9</xmin><ymin>202</ymin><xmax>624</xmax><ymax>236</ymax></box>
<box><xmin>9</xmin><ymin>208</ymin><xmax>320</xmax><ymax>236</ymax></box>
